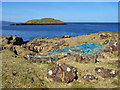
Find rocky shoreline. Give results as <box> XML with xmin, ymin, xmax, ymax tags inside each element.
<box><xmin>1</xmin><ymin>32</ymin><xmax>119</xmax><ymax>60</ymax></box>
<box><xmin>1</xmin><ymin>31</ymin><xmax>120</xmax><ymax>88</ymax></box>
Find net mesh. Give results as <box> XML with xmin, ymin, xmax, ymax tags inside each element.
<box><xmin>27</xmin><ymin>42</ymin><xmax>106</xmax><ymax>63</ymax></box>
<box><xmin>49</xmin><ymin>42</ymin><xmax>104</xmax><ymax>55</ymax></box>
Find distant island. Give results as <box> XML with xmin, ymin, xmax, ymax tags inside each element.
<box><xmin>10</xmin><ymin>18</ymin><xmax>66</xmax><ymax>25</ymax></box>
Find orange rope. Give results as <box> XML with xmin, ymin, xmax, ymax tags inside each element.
<box><xmin>61</xmin><ymin>71</ymin><xmax>65</xmax><ymax>82</ymax></box>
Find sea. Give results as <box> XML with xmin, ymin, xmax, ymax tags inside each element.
<box><xmin>1</xmin><ymin>22</ymin><xmax>119</xmax><ymax>41</ymax></box>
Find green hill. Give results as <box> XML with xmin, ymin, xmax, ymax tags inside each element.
<box><xmin>24</xmin><ymin>18</ymin><xmax>65</xmax><ymax>24</ymax></box>
<box><xmin>10</xmin><ymin>18</ymin><xmax>65</xmax><ymax>25</ymax></box>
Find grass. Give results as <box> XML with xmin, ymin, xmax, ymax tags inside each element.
<box><xmin>98</xmin><ymin>31</ymin><xmax>120</xmax><ymax>34</ymax></box>
<box><xmin>1</xmin><ymin>32</ymin><xmax>119</xmax><ymax>88</ymax></box>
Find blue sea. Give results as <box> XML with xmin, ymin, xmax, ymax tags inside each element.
<box><xmin>2</xmin><ymin>22</ymin><xmax>118</xmax><ymax>41</ymax></box>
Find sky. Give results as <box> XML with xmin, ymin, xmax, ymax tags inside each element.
<box><xmin>1</xmin><ymin>0</ymin><xmax>120</xmax><ymax>2</ymax></box>
<box><xmin>2</xmin><ymin>2</ymin><xmax>118</xmax><ymax>22</ymax></box>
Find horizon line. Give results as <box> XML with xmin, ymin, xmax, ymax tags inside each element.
<box><xmin>1</xmin><ymin>20</ymin><xmax>119</xmax><ymax>23</ymax></box>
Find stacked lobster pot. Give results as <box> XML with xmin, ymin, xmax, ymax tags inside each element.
<box><xmin>68</xmin><ymin>48</ymin><xmax>100</xmax><ymax>63</ymax></box>
<box><xmin>47</xmin><ymin>63</ymin><xmax>78</xmax><ymax>83</ymax></box>
<box><xmin>27</xmin><ymin>54</ymin><xmax>58</xmax><ymax>64</ymax></box>
<box><xmin>92</xmin><ymin>50</ymin><xmax>104</xmax><ymax>59</ymax></box>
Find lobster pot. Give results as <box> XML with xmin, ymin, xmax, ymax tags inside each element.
<box><xmin>86</xmin><ymin>54</ymin><xmax>96</xmax><ymax>63</ymax></box>
<box><xmin>69</xmin><ymin>48</ymin><xmax>83</xmax><ymax>53</ymax></box>
<box><xmin>47</xmin><ymin>63</ymin><xmax>78</xmax><ymax>83</ymax></box>
<box><xmin>69</xmin><ymin>48</ymin><xmax>84</xmax><ymax>54</ymax></box>
<box><xmin>68</xmin><ymin>53</ymin><xmax>84</xmax><ymax>63</ymax></box>
<box><xmin>68</xmin><ymin>53</ymin><xmax>98</xmax><ymax>63</ymax></box>
<box><xmin>27</xmin><ymin>55</ymin><xmax>58</xmax><ymax>64</ymax></box>
<box><xmin>93</xmin><ymin>50</ymin><xmax>104</xmax><ymax>59</ymax></box>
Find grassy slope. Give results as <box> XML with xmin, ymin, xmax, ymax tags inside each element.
<box><xmin>2</xmin><ymin>32</ymin><xmax>119</xmax><ymax>88</ymax></box>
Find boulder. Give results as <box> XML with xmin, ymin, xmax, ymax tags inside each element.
<box><xmin>12</xmin><ymin>37</ymin><xmax>23</xmax><ymax>45</ymax></box>
<box><xmin>47</xmin><ymin>63</ymin><xmax>78</xmax><ymax>83</ymax></box>
<box><xmin>95</xmin><ymin>67</ymin><xmax>118</xmax><ymax>78</ymax></box>
<box><xmin>7</xmin><ymin>36</ymin><xmax>13</xmax><ymax>44</ymax></box>
<box><xmin>6</xmin><ymin>35</ymin><xmax>23</xmax><ymax>45</ymax></box>
<box><xmin>100</xmin><ymin>33</ymin><xmax>109</xmax><ymax>39</ymax></box>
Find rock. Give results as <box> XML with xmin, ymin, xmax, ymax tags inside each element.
<box><xmin>110</xmin><ymin>36</ymin><xmax>118</xmax><ymax>42</ymax></box>
<box><xmin>95</xmin><ymin>67</ymin><xmax>118</xmax><ymax>78</ymax></box>
<box><xmin>47</xmin><ymin>63</ymin><xmax>78</xmax><ymax>83</ymax></box>
<box><xmin>10</xmin><ymin>46</ymin><xmax>18</xmax><ymax>55</ymax></box>
<box><xmin>48</xmin><ymin>40</ymin><xmax>65</xmax><ymax>52</ymax></box>
<box><xmin>0</xmin><ymin>45</ymin><xmax>3</xmax><ymax>51</ymax></box>
<box><xmin>100</xmin><ymin>33</ymin><xmax>109</xmax><ymax>39</ymax></box>
<box><xmin>62</xmin><ymin>35</ymin><xmax>70</xmax><ymax>38</ymax></box>
<box><xmin>102</xmin><ymin>40</ymin><xmax>109</xmax><ymax>45</ymax></box>
<box><xmin>12</xmin><ymin>71</ymin><xmax>17</xmax><ymax>76</ymax></box>
<box><xmin>82</xmin><ymin>74</ymin><xmax>98</xmax><ymax>80</ymax></box>
<box><xmin>5</xmin><ymin>35</ymin><xmax>23</xmax><ymax>45</ymax></box>
<box><xmin>7</xmin><ymin>36</ymin><xmax>13</xmax><ymax>44</ymax></box>
<box><xmin>31</xmin><ymin>77</ymin><xmax>34</xmax><ymax>83</ymax></box>
<box><xmin>109</xmin><ymin>45</ymin><xmax>118</xmax><ymax>51</ymax></box>
<box><xmin>12</xmin><ymin>37</ymin><xmax>23</xmax><ymax>45</ymax></box>
<box><xmin>91</xmin><ymin>37</ymin><xmax>96</xmax><ymax>40</ymax></box>
<box><xmin>10</xmin><ymin>24</ymin><xmax>15</xmax><ymax>25</ymax></box>
<box><xmin>55</xmin><ymin>40</ymin><xmax>65</xmax><ymax>46</ymax></box>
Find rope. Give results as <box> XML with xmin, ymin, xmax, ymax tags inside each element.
<box><xmin>61</xmin><ymin>71</ymin><xmax>65</xmax><ymax>82</ymax></box>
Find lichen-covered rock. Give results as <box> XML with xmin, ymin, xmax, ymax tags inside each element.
<box><xmin>47</xmin><ymin>63</ymin><xmax>78</xmax><ymax>83</ymax></box>
<box><xmin>95</xmin><ymin>67</ymin><xmax>118</xmax><ymax>78</ymax></box>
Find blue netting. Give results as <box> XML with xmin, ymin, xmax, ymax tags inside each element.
<box><xmin>49</xmin><ymin>42</ymin><xmax>104</xmax><ymax>55</ymax></box>
<box><xmin>27</xmin><ymin>42</ymin><xmax>104</xmax><ymax>60</ymax></box>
